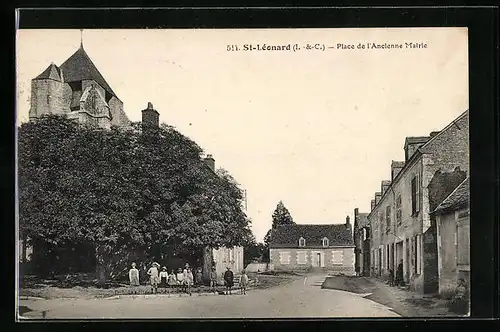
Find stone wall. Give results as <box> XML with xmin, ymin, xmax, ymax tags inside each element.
<box><xmin>436</xmin><ymin>212</ymin><xmax>458</xmax><ymax>294</ymax></box>
<box><xmin>29</xmin><ymin>79</ymin><xmax>72</xmax><ymax>119</ymax></box>
<box><xmin>109</xmin><ymin>97</ymin><xmax>130</xmax><ymax>127</ymax></box>
<box><xmin>212</xmin><ymin>246</ymin><xmax>244</xmax><ymax>283</ymax></box>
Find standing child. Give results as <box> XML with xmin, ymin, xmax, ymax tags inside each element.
<box><xmin>210</xmin><ymin>266</ymin><xmax>218</xmax><ymax>293</ymax></box>
<box><xmin>176</xmin><ymin>267</ymin><xmax>184</xmax><ymax>291</ymax></box>
<box><xmin>195</xmin><ymin>267</ymin><xmax>203</xmax><ymax>286</ymax></box>
<box><xmin>159</xmin><ymin>266</ymin><xmax>168</xmax><ymax>288</ymax></box>
<box><xmin>239</xmin><ymin>269</ymin><xmax>249</xmax><ymax>295</ymax></box>
<box><xmin>147</xmin><ymin>262</ymin><xmax>160</xmax><ymax>294</ymax></box>
<box><xmin>168</xmin><ymin>270</ymin><xmax>177</xmax><ymax>288</ymax></box>
<box><xmin>186</xmin><ymin>267</ymin><xmax>194</xmax><ymax>295</ymax></box>
<box><xmin>223</xmin><ymin>267</ymin><xmax>234</xmax><ymax>295</ymax></box>
<box><xmin>128</xmin><ymin>263</ymin><xmax>140</xmax><ymax>287</ymax></box>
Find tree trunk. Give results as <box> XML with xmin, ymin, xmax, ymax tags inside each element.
<box><xmin>202</xmin><ymin>246</ymin><xmax>213</xmax><ymax>283</ymax></box>
<box><xmin>95</xmin><ymin>245</ymin><xmax>106</xmax><ymax>287</ymax></box>
<box><xmin>21</xmin><ymin>235</ymin><xmax>27</xmax><ymax>264</ymax></box>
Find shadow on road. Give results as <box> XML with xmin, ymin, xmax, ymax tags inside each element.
<box><xmin>321</xmin><ymin>276</ymin><xmax>378</xmax><ymax>293</ymax></box>
<box><xmin>321</xmin><ymin>275</ymin><xmax>453</xmax><ymax>317</ymax></box>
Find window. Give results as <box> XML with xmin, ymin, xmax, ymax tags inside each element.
<box><xmin>411</xmin><ymin>174</ymin><xmax>420</xmax><ymax>215</ymax></box>
<box><xmin>332</xmin><ymin>250</ymin><xmax>343</xmax><ymax>265</ymax></box>
<box><xmin>379</xmin><ymin>212</ymin><xmax>384</xmax><ymax>236</ymax></box>
<box><xmin>322</xmin><ymin>237</ymin><xmax>329</xmax><ymax>247</ymax></box>
<box><xmin>386</xmin><ymin>244</ymin><xmax>390</xmax><ymax>269</ymax></box>
<box><xmin>396</xmin><ymin>194</ymin><xmax>402</xmax><ymax>225</ymax></box>
<box><xmin>279</xmin><ymin>252</ymin><xmax>291</xmax><ymax>265</ymax></box>
<box><xmin>298</xmin><ymin>237</ymin><xmax>306</xmax><ymax>247</ymax></box>
<box><xmin>362</xmin><ymin>228</ymin><xmax>367</xmax><ymax>241</ymax></box>
<box><xmin>385</xmin><ymin>206</ymin><xmax>391</xmax><ymax>233</ymax></box>
<box><xmin>297</xmin><ymin>251</ymin><xmax>307</xmax><ymax>264</ymax></box>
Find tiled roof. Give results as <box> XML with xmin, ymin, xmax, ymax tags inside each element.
<box><xmin>34</xmin><ymin>63</ymin><xmax>62</xmax><ymax>81</ymax></box>
<box><xmin>269</xmin><ymin>224</ymin><xmax>354</xmax><ymax>248</ymax></box>
<box><xmin>432</xmin><ymin>177</ymin><xmax>469</xmax><ymax>215</ymax></box>
<box><xmin>59</xmin><ymin>46</ymin><xmax>117</xmax><ymax>98</ymax></box>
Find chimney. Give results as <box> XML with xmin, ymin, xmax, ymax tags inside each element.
<box><xmin>370</xmin><ymin>199</ymin><xmax>376</xmax><ymax>211</ymax></box>
<box><xmin>404</xmin><ymin>136</ymin><xmax>430</xmax><ymax>162</ymax></box>
<box><xmin>141</xmin><ymin>102</ymin><xmax>159</xmax><ymax>129</ymax></box>
<box><xmin>353</xmin><ymin>208</ymin><xmax>359</xmax><ymax>228</ymax></box>
<box><xmin>345</xmin><ymin>215</ymin><xmax>351</xmax><ymax>231</ymax></box>
<box><xmin>375</xmin><ymin>192</ymin><xmax>382</xmax><ymax>206</ymax></box>
<box><xmin>381</xmin><ymin>180</ymin><xmax>391</xmax><ymax>196</ymax></box>
<box><xmin>204</xmin><ymin>154</ymin><xmax>215</xmax><ymax>172</ymax></box>
<box><xmin>391</xmin><ymin>161</ymin><xmax>405</xmax><ymax>181</ymax></box>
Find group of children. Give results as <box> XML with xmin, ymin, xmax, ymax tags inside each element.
<box><xmin>128</xmin><ymin>262</ymin><xmax>250</xmax><ymax>295</ymax></box>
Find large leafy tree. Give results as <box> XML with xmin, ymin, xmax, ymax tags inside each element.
<box><xmin>18</xmin><ymin>115</ymin><xmax>252</xmax><ymax>284</ymax></box>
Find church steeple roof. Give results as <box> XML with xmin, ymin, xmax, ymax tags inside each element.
<box><xmin>34</xmin><ymin>62</ymin><xmax>62</xmax><ymax>81</ymax></box>
<box><xmin>59</xmin><ymin>45</ymin><xmax>118</xmax><ymax>98</ymax></box>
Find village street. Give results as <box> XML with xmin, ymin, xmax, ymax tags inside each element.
<box><xmin>19</xmin><ymin>274</ymin><xmax>400</xmax><ymax>319</ymax></box>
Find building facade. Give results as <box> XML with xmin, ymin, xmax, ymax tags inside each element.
<box><xmin>212</xmin><ymin>246</ymin><xmax>244</xmax><ymax>284</ymax></box>
<box><xmin>269</xmin><ymin>220</ymin><xmax>355</xmax><ymax>275</ymax></box>
<box><xmin>368</xmin><ymin>110</ymin><xmax>469</xmax><ymax>294</ymax></box>
<box><xmin>353</xmin><ymin>208</ymin><xmax>370</xmax><ymax>276</ymax></box>
<box><xmin>431</xmin><ymin>177</ymin><xmax>470</xmax><ymax>295</ymax></box>
<box><xmin>29</xmin><ymin>43</ymin><xmax>130</xmax><ymax>129</ymax></box>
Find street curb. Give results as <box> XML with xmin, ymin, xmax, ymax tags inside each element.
<box><xmin>19</xmin><ymin>296</ymin><xmax>48</xmax><ymax>300</ymax></box>
<box><xmin>104</xmin><ymin>292</ymin><xmax>247</xmax><ymax>299</ymax></box>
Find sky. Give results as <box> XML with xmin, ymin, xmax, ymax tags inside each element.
<box><xmin>16</xmin><ymin>28</ymin><xmax>468</xmax><ymax>242</ymax></box>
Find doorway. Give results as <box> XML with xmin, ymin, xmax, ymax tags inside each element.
<box><xmin>378</xmin><ymin>248</ymin><xmax>382</xmax><ymax>276</ymax></box>
<box><xmin>312</xmin><ymin>252</ymin><xmax>324</xmax><ymax>267</ymax></box>
<box><xmin>405</xmin><ymin>239</ymin><xmax>410</xmax><ymax>282</ymax></box>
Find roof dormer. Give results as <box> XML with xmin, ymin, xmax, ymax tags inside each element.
<box><xmin>298</xmin><ymin>237</ymin><xmax>306</xmax><ymax>247</ymax></box>
<box><xmin>322</xmin><ymin>237</ymin><xmax>329</xmax><ymax>247</ymax></box>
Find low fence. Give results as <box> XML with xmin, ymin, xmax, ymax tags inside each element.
<box><xmin>245</xmin><ymin>263</ymin><xmax>274</xmax><ymax>273</ymax></box>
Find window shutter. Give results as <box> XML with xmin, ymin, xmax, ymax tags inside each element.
<box><xmin>416</xmin><ymin>174</ymin><xmax>420</xmax><ymax>212</ymax></box>
<box><xmin>411</xmin><ymin>177</ymin><xmax>416</xmax><ymax>214</ymax></box>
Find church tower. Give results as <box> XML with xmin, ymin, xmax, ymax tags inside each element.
<box><xmin>29</xmin><ymin>36</ymin><xmax>130</xmax><ymax>129</ymax></box>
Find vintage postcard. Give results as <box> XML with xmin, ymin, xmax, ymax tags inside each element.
<box><xmin>16</xmin><ymin>27</ymin><xmax>469</xmax><ymax>319</ymax></box>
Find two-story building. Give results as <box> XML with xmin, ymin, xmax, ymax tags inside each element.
<box><xmin>368</xmin><ymin>110</ymin><xmax>469</xmax><ymax>294</ymax></box>
<box><xmin>269</xmin><ymin>219</ymin><xmax>355</xmax><ymax>275</ymax></box>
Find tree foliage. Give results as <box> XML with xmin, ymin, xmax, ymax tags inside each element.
<box><xmin>271</xmin><ymin>201</ymin><xmax>295</xmax><ymax>228</ymax></box>
<box><xmin>261</xmin><ymin>201</ymin><xmax>295</xmax><ymax>262</ymax></box>
<box><xmin>18</xmin><ymin>115</ymin><xmax>252</xmax><ymax>282</ymax></box>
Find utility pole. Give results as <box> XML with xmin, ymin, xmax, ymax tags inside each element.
<box><xmin>244</xmin><ymin>189</ymin><xmax>247</xmax><ymax>211</ymax></box>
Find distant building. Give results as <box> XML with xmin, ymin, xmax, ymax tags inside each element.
<box><xmin>353</xmin><ymin>208</ymin><xmax>370</xmax><ymax>276</ymax></box>
<box><xmin>29</xmin><ymin>42</ymin><xmax>130</xmax><ymax>129</ymax></box>
<box><xmin>269</xmin><ymin>219</ymin><xmax>355</xmax><ymax>275</ymax></box>
<box><xmin>431</xmin><ymin>177</ymin><xmax>470</xmax><ymax>295</ymax></box>
<box><xmin>368</xmin><ymin>110</ymin><xmax>469</xmax><ymax>294</ymax></box>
